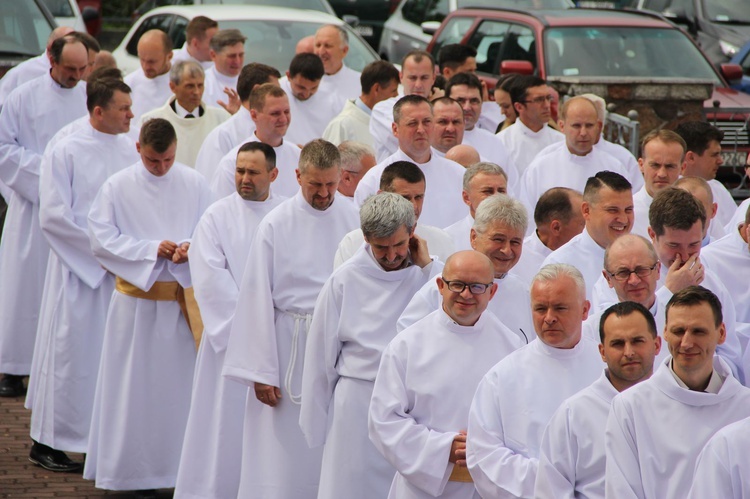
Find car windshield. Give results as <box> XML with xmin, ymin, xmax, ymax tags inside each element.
<box><xmin>41</xmin><ymin>0</ymin><xmax>73</xmax><ymax>17</ymax></box>
<box><xmin>203</xmin><ymin>0</ymin><xmax>333</xmax><ymax>14</ymax></box>
<box><xmin>222</xmin><ymin>19</ymin><xmax>376</xmax><ymax>72</ymax></box>
<box><xmin>545</xmin><ymin>26</ymin><xmax>723</xmax><ymax>84</ymax></box>
<box><xmin>458</xmin><ymin>0</ymin><xmax>573</xmax><ymax>8</ymax></box>
<box><xmin>703</xmin><ymin>0</ymin><xmax>750</xmax><ymax>24</ymax></box>
<box><xmin>0</xmin><ymin>0</ymin><xmax>53</xmax><ymax>57</ymax></box>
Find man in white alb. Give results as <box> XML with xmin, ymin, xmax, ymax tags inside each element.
<box><xmin>466</xmin><ymin>264</ymin><xmax>602</xmax><ymax>498</ymax></box>
<box><xmin>429</xmin><ymin>97</ymin><xmax>465</xmax><ymax>157</ymax></box>
<box><xmin>194</xmin><ymin>63</ymin><xmax>280</xmax><ymax>179</ymax></box>
<box><xmin>0</xmin><ymin>35</ymin><xmax>88</xmax><ymax>398</ymax></box>
<box><xmin>314</xmin><ymin>24</ymin><xmax>362</xmax><ymax>101</ymax></box>
<box><xmin>399</xmin><ymin>194</ymin><xmax>533</xmax><ymax>344</ymax></box>
<box><xmin>369</xmin><ymin>250</ymin><xmax>522</xmax><ymax>498</ymax></box>
<box><xmin>674</xmin><ymin>175</ymin><xmax>726</xmax><ymax>243</ymax></box>
<box><xmin>536</xmin><ymin>301</ymin><xmax>661</xmax><ymax>499</ymax></box>
<box><xmin>174</xmin><ymin>142</ymin><xmax>285</xmax><ymax>499</ymax></box>
<box><xmin>141</xmin><ymin>61</ymin><xmax>229</xmax><ymax>167</ymax></box>
<box><xmin>354</xmin><ymin>95</ymin><xmax>466</xmax><ymax>228</ymax></box>
<box><xmin>370</xmin><ymin>50</ymin><xmax>437</xmax><ymax>161</ymax></box>
<box><xmin>323</xmin><ymin>60</ymin><xmax>399</xmax><ymax>147</ymax></box>
<box><xmin>124</xmin><ymin>30</ymin><xmax>173</xmax><ymax>120</ymax></box>
<box><xmin>301</xmin><ymin>192</ymin><xmax>440</xmax><ymax>499</ymax></box>
<box><xmin>222</xmin><ymin>140</ymin><xmax>359</xmax><ymax>499</ymax></box>
<box><xmin>202</xmin><ymin>29</ymin><xmax>245</xmax><ymax>113</ymax></box>
<box><xmin>335</xmin><ymin>161</ymin><xmax>454</xmax><ymax>267</ymax></box>
<box><xmin>171</xmin><ymin>16</ymin><xmax>217</xmax><ymax>70</ymax></box>
<box><xmin>444</xmin><ymin>162</ymin><xmax>508</xmax><ymax>251</ymax></box>
<box><xmin>605</xmin><ymin>286</ymin><xmax>750</xmax><ymax>499</ymax></box>
<box><xmin>543</xmin><ymin>171</ymin><xmax>633</xmax><ymax>300</ymax></box>
<box><xmin>335</xmin><ymin>140</ymin><xmax>376</xmax><ymax>203</ymax></box>
<box><xmin>84</xmin><ymin>119</ymin><xmax>212</xmax><ymax>493</ymax></box>
<box><xmin>496</xmin><ymin>74</ymin><xmax>563</xmax><ymax>176</ymax></box>
<box><xmin>210</xmin><ymin>83</ymin><xmax>300</xmax><ymax>199</ymax></box>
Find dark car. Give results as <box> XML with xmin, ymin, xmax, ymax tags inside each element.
<box><xmin>426</xmin><ymin>7</ymin><xmax>750</xmax><ymax>177</ymax></box>
<box><xmin>327</xmin><ymin>0</ymin><xmax>398</xmax><ymax>50</ymax></box>
<box><xmin>629</xmin><ymin>0</ymin><xmax>750</xmax><ymax>65</ymax></box>
<box><xmin>0</xmin><ymin>0</ymin><xmax>56</xmax><ymax>78</ymax></box>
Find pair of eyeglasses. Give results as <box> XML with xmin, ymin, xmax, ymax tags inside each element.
<box><xmin>522</xmin><ymin>95</ymin><xmax>553</xmax><ymax>105</ymax></box>
<box><xmin>605</xmin><ymin>263</ymin><xmax>658</xmax><ymax>281</ymax></box>
<box><xmin>442</xmin><ymin>278</ymin><xmax>493</xmax><ymax>294</ymax></box>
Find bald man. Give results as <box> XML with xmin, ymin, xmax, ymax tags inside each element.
<box><xmin>315</xmin><ymin>24</ymin><xmax>361</xmax><ymax>101</ymax></box>
<box><xmin>446</xmin><ymin>144</ymin><xmax>480</xmax><ymax>168</ymax></box>
<box><xmin>124</xmin><ymin>29</ymin><xmax>173</xmax><ymax>120</ymax></box>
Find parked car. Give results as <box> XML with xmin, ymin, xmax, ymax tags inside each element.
<box><xmin>628</xmin><ymin>0</ymin><xmax>750</xmax><ymax>65</ymax></box>
<box><xmin>0</xmin><ymin>0</ymin><xmax>56</xmax><ymax>78</ymax></box>
<box><xmin>112</xmin><ymin>5</ymin><xmax>378</xmax><ymax>75</ymax></box>
<box><xmin>378</xmin><ymin>0</ymin><xmax>574</xmax><ymax>63</ymax></box>
<box><xmin>327</xmin><ymin>0</ymin><xmax>398</xmax><ymax>50</ymax></box>
<box><xmin>132</xmin><ymin>0</ymin><xmax>336</xmax><ymax>20</ymax></box>
<box><xmin>425</xmin><ymin>7</ymin><xmax>750</xmax><ymax>174</ymax></box>
<box><xmin>730</xmin><ymin>39</ymin><xmax>750</xmax><ymax>94</ymax></box>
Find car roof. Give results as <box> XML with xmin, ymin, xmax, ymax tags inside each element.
<box><xmin>455</xmin><ymin>7</ymin><xmax>672</xmax><ymax>28</ymax></box>
<box><xmin>142</xmin><ymin>5</ymin><xmax>346</xmax><ymax>24</ymax></box>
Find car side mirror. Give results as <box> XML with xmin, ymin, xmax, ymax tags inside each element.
<box><xmin>720</xmin><ymin>63</ymin><xmax>743</xmax><ymax>85</ymax></box>
<box><xmin>342</xmin><ymin>15</ymin><xmax>360</xmax><ymax>28</ymax></box>
<box><xmin>421</xmin><ymin>21</ymin><xmax>441</xmax><ymax>36</ymax></box>
<box><xmin>500</xmin><ymin>60</ymin><xmax>534</xmax><ymax>76</ymax></box>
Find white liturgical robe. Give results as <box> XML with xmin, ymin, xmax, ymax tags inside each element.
<box><xmin>322</xmin><ymin>99</ymin><xmax>373</xmax><ymax>147</ymax></box>
<box><xmin>511</xmin><ymin>231</ymin><xmax>553</xmax><ymax>286</ymax></box>
<box><xmin>542</xmin><ymin>229</ymin><xmax>605</xmax><ymax>301</ymax></box>
<box><xmin>333</xmin><ymin>224</ymin><xmax>454</xmax><ymax>269</ymax></box>
<box><xmin>496</xmin><ymin>119</ymin><xmax>564</xmax><ymax>176</ymax></box>
<box><xmin>605</xmin><ymin>357</ymin><xmax>750</xmax><ymax>499</ymax></box>
<box><xmin>222</xmin><ymin>192</ymin><xmax>358</xmax><ymax>499</ymax></box>
<box><xmin>630</xmin><ymin>186</ymin><xmax>652</xmax><ymax>238</ymax></box>
<box><xmin>535</xmin><ymin>370</ymin><xmax>619</xmax><ymax>499</ymax></box>
<box><xmin>141</xmin><ymin>97</ymin><xmax>230</xmax><ymax>167</ymax></box>
<box><xmin>300</xmin><ymin>245</ymin><xmax>441</xmax><ymax>499</ymax></box>
<box><xmin>354</xmin><ymin>149</ymin><xmax>466</xmax><ymax>228</ymax></box>
<box><xmin>709</xmin><ymin>178</ymin><xmax>737</xmax><ymax>229</ymax></box>
<box><xmin>280</xmin><ymin>77</ymin><xmax>343</xmax><ymax>145</ymax></box>
<box><xmin>0</xmin><ymin>52</ymin><xmax>49</xmax><ymax>107</ymax></box>
<box><xmin>687</xmin><ymin>416</ymin><xmax>750</xmax><ymax>499</ymax></box>
<box><xmin>31</xmin><ymin>123</ymin><xmax>138</xmax><ymax>453</ymax></box>
<box><xmin>84</xmin><ymin>162</ymin><xmax>211</xmax><ymax>491</ymax></box>
<box><xmin>369</xmin><ymin>309</ymin><xmax>523</xmax><ymax>499</ymax></box>
<box><xmin>701</xmin><ymin>230</ymin><xmax>750</xmax><ymax>324</ymax></box>
<box><xmin>194</xmin><ymin>106</ymin><xmax>255</xmax><ymax>179</ymax></box>
<box><xmin>444</xmin><ymin>214</ymin><xmax>474</xmax><ymax>252</ymax></box>
<box><xmin>174</xmin><ymin>191</ymin><xmax>284</xmax><ymax>499</ymax></box>
<box><xmin>370</xmin><ymin>96</ymin><xmax>398</xmax><ymax>162</ymax></box>
<box><xmin>519</xmin><ymin>144</ymin><xmax>628</xmax><ymax>216</ymax></box>
<box><xmin>0</xmin><ymin>73</ymin><xmax>87</xmax><ymax>375</ymax></box>
<box><xmin>319</xmin><ymin>65</ymin><xmax>361</xmax><ymax>101</ymax></box>
<box><xmin>397</xmin><ymin>273</ymin><xmax>532</xmax><ymax>345</ymax></box>
<box><xmin>467</xmin><ymin>336</ymin><xmax>603</xmax><ymax>498</ymax></box>
<box><xmin>202</xmin><ymin>66</ymin><xmax>237</xmax><ymax>110</ymax></box>
<box><xmin>594</xmin><ymin>139</ymin><xmax>644</xmax><ymax>192</ymax></box>
<box><xmin>209</xmin><ymin>134</ymin><xmax>300</xmax><ymax>200</ymax></box>
<box><xmin>124</xmin><ymin>69</ymin><xmax>171</xmax><ymax>120</ymax></box>
<box><xmin>726</xmin><ymin>197</ymin><xmax>749</xmax><ymax>233</ymax></box>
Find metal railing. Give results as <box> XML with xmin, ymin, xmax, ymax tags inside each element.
<box><xmin>604</xmin><ymin>107</ymin><xmax>640</xmax><ymax>158</ymax></box>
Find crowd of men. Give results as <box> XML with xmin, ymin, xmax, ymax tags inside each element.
<box><xmin>0</xmin><ymin>14</ymin><xmax>750</xmax><ymax>499</ymax></box>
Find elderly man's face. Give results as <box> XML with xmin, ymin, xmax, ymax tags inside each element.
<box><xmin>51</xmin><ymin>42</ymin><xmax>88</xmax><ymax>88</ymax></box>
<box><xmin>170</xmin><ymin>71</ymin><xmax>204</xmax><ymax>112</ymax></box>
<box><xmin>531</xmin><ymin>275</ymin><xmax>589</xmax><ymax>349</ymax></box>
<box><xmin>604</xmin><ymin>242</ymin><xmax>660</xmax><ymax>308</ymax></box>
<box><xmin>212</xmin><ymin>42</ymin><xmax>245</xmax><ymax>77</ymax></box>
<box><xmin>470</xmin><ymin>219</ymin><xmax>524</xmax><ymax>277</ymax></box>
<box><xmin>365</xmin><ymin>225</ymin><xmax>412</xmax><ymax>271</ymax></box>
<box><xmin>464</xmin><ymin>173</ymin><xmax>507</xmax><ymax>215</ymax></box>
<box><xmin>314</xmin><ymin>26</ymin><xmax>348</xmax><ymax>75</ymax></box>
<box><xmin>437</xmin><ymin>252</ymin><xmax>497</xmax><ymax>326</ymax></box>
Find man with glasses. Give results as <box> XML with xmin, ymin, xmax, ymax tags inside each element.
<box><xmin>399</xmin><ymin>194</ymin><xmax>532</xmax><ymax>344</ymax></box>
<box><xmin>368</xmin><ymin>250</ymin><xmax>522</xmax><ymax>498</ymax></box>
<box><xmin>496</xmin><ymin>75</ymin><xmax>563</xmax><ymax>176</ymax></box>
<box><xmin>467</xmin><ymin>264</ymin><xmax>602</xmax><ymax>498</ymax></box>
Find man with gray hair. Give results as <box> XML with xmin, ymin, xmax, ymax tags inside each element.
<box><xmin>444</xmin><ymin>161</ymin><xmax>508</xmax><ymax>251</ymax></box>
<box><xmin>399</xmin><ymin>194</ymin><xmax>533</xmax><ymax>343</ymax></box>
<box><xmin>467</xmin><ymin>263</ymin><xmax>602</xmax><ymax>498</ymax></box>
<box><xmin>336</xmin><ymin>141</ymin><xmax>376</xmax><ymax>202</ymax></box>
<box><xmin>223</xmin><ymin>139</ymin><xmax>359</xmax><ymax>499</ymax></box>
<box><xmin>301</xmin><ymin>192</ymin><xmax>439</xmax><ymax>499</ymax></box>
<box><xmin>314</xmin><ymin>24</ymin><xmax>361</xmax><ymax>100</ymax></box>
<box><xmin>141</xmin><ymin>60</ymin><xmax>230</xmax><ymax>167</ymax></box>
<box><xmin>203</xmin><ymin>29</ymin><xmax>246</xmax><ymax>112</ymax></box>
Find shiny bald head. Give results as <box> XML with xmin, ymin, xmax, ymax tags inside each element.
<box><xmin>446</xmin><ymin>144</ymin><xmax>480</xmax><ymax>168</ymax></box>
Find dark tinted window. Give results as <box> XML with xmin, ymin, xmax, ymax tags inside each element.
<box><xmin>126</xmin><ymin>14</ymin><xmax>174</xmax><ymax>57</ymax></box>
<box><xmin>41</xmin><ymin>0</ymin><xmax>73</xmax><ymax>16</ymax></box>
<box><xmin>431</xmin><ymin>16</ymin><xmax>474</xmax><ymax>58</ymax></box>
<box><xmin>403</xmin><ymin>0</ymin><xmax>448</xmax><ymax>25</ymax></box>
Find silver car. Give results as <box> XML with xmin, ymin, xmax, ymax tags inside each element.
<box><xmin>379</xmin><ymin>0</ymin><xmax>574</xmax><ymax>63</ymax></box>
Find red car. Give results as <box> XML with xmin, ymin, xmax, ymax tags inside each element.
<box><xmin>427</xmin><ymin>7</ymin><xmax>750</xmax><ymax>176</ymax></box>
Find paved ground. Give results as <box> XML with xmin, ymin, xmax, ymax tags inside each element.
<box><xmin>0</xmin><ymin>385</ymin><xmax>172</xmax><ymax>498</ymax></box>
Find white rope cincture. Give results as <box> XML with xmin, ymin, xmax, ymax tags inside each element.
<box><xmin>284</xmin><ymin>311</ymin><xmax>311</xmax><ymax>406</ymax></box>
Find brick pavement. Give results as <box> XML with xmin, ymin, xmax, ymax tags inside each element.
<box><xmin>0</xmin><ymin>386</ymin><xmax>172</xmax><ymax>498</ymax></box>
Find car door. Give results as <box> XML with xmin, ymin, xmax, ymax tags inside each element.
<box><xmin>382</xmin><ymin>0</ymin><xmax>448</xmax><ymax>62</ymax></box>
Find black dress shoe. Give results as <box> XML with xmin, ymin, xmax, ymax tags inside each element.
<box><xmin>0</xmin><ymin>374</ymin><xmax>26</xmax><ymax>397</ymax></box>
<box><xmin>28</xmin><ymin>441</ymin><xmax>83</xmax><ymax>473</ymax></box>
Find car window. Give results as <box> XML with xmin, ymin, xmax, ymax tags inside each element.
<box><xmin>545</xmin><ymin>26</ymin><xmax>722</xmax><ymax>84</ymax></box>
<box><xmin>0</xmin><ymin>0</ymin><xmax>52</xmax><ymax>57</ymax></box>
<box><xmin>402</xmin><ymin>0</ymin><xmax>449</xmax><ymax>25</ymax></box>
<box><xmin>126</xmin><ymin>14</ymin><xmax>175</xmax><ymax>57</ymax></box>
<box><xmin>457</xmin><ymin>0</ymin><xmax>573</xmax><ymax>8</ymax></box>
<box><xmin>468</xmin><ymin>20</ymin><xmax>511</xmax><ymax>74</ymax></box>
<box><xmin>221</xmin><ymin>20</ymin><xmax>376</xmax><ymax>72</ymax></box>
<box><xmin>41</xmin><ymin>0</ymin><xmax>74</xmax><ymax>17</ymax></box>
<box><xmin>171</xmin><ymin>15</ymin><xmax>189</xmax><ymax>50</ymax></box>
<box><xmin>205</xmin><ymin>0</ymin><xmax>333</xmax><ymax>13</ymax></box>
<box><xmin>741</xmin><ymin>50</ymin><xmax>750</xmax><ymax>76</ymax></box>
<box><xmin>431</xmin><ymin>17</ymin><xmax>474</xmax><ymax>58</ymax></box>
<box><xmin>704</xmin><ymin>0</ymin><xmax>750</xmax><ymax>23</ymax></box>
